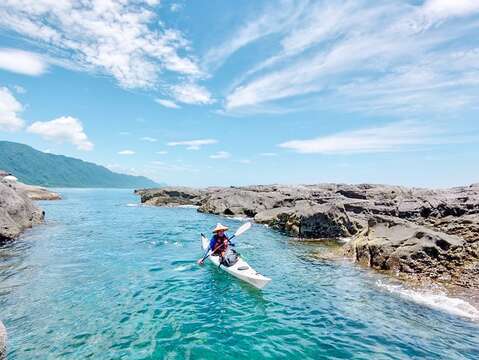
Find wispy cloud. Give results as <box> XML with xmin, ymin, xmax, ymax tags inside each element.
<box><xmin>156</xmin><ymin>150</ymin><xmax>168</xmax><ymax>155</ymax></box>
<box><xmin>0</xmin><ymin>86</ymin><xmax>24</xmax><ymax>131</ymax></box>
<box><xmin>279</xmin><ymin>121</ymin><xmax>478</xmax><ymax>154</ymax></box>
<box><xmin>167</xmin><ymin>139</ymin><xmax>217</xmax><ymax>150</ymax></box>
<box><xmin>118</xmin><ymin>150</ymin><xmax>135</xmax><ymax>155</ymax></box>
<box><xmin>0</xmin><ymin>1</ymin><xmax>202</xmax><ymax>91</ymax></box>
<box><xmin>140</xmin><ymin>136</ymin><xmax>157</xmax><ymax>142</ymax></box>
<box><xmin>27</xmin><ymin>116</ymin><xmax>93</xmax><ymax>151</ymax></box>
<box><xmin>170</xmin><ymin>83</ymin><xmax>214</xmax><ymax>105</ymax></box>
<box><xmin>203</xmin><ymin>0</ymin><xmax>308</xmax><ymax>71</ymax></box>
<box><xmin>155</xmin><ymin>98</ymin><xmax>180</xmax><ymax>109</ymax></box>
<box><xmin>0</xmin><ymin>48</ymin><xmax>46</xmax><ymax>76</ymax></box>
<box><xmin>13</xmin><ymin>85</ymin><xmax>26</xmax><ymax>94</ymax></box>
<box><xmin>150</xmin><ymin>160</ymin><xmax>199</xmax><ymax>173</ymax></box>
<box><xmin>210</xmin><ymin>151</ymin><xmax>231</xmax><ymax>159</ymax></box>
<box><xmin>223</xmin><ymin>0</ymin><xmax>479</xmax><ymax>115</ymax></box>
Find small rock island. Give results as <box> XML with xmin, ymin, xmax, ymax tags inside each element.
<box><xmin>136</xmin><ymin>184</ymin><xmax>479</xmax><ymax>289</ymax></box>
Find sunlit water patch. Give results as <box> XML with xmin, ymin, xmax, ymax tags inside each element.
<box><xmin>0</xmin><ymin>189</ymin><xmax>478</xmax><ymax>359</ymax></box>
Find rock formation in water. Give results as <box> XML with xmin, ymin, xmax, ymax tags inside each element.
<box><xmin>1</xmin><ymin>170</ymin><xmax>61</xmax><ymax>201</ymax></box>
<box><xmin>0</xmin><ymin>178</ymin><xmax>45</xmax><ymax>242</ymax></box>
<box><xmin>0</xmin><ymin>319</ymin><xmax>6</xmax><ymax>360</ymax></box>
<box><xmin>135</xmin><ymin>184</ymin><xmax>479</xmax><ymax>288</ymax></box>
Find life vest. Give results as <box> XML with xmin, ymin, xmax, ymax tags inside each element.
<box><xmin>211</xmin><ymin>234</ymin><xmax>228</xmax><ymax>255</ymax></box>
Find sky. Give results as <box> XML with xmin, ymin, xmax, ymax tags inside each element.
<box><xmin>0</xmin><ymin>0</ymin><xmax>478</xmax><ymax>187</ymax></box>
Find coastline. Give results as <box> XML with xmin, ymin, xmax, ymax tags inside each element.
<box><xmin>135</xmin><ymin>183</ymin><xmax>479</xmax><ymax>292</ymax></box>
<box><xmin>0</xmin><ymin>175</ymin><xmax>60</xmax><ymax>243</ymax></box>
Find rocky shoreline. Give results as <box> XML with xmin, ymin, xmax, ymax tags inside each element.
<box><xmin>0</xmin><ymin>174</ymin><xmax>60</xmax><ymax>242</ymax></box>
<box><xmin>135</xmin><ymin>184</ymin><xmax>479</xmax><ymax>289</ymax></box>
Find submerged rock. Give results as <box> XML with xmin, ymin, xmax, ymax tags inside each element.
<box><xmin>135</xmin><ymin>183</ymin><xmax>479</xmax><ymax>288</ymax></box>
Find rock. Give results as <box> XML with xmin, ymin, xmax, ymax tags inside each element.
<box><xmin>10</xmin><ymin>181</ymin><xmax>61</xmax><ymax>201</ymax></box>
<box><xmin>0</xmin><ymin>181</ymin><xmax>44</xmax><ymax>242</ymax></box>
<box><xmin>135</xmin><ymin>182</ymin><xmax>479</xmax><ymax>288</ymax></box>
<box><xmin>0</xmin><ymin>320</ymin><xmax>6</xmax><ymax>360</ymax></box>
<box><xmin>345</xmin><ymin>215</ymin><xmax>473</xmax><ymax>281</ymax></box>
<box><xmin>255</xmin><ymin>202</ymin><xmax>359</xmax><ymax>238</ymax></box>
<box><xmin>135</xmin><ymin>187</ymin><xmax>206</xmax><ymax>206</ymax></box>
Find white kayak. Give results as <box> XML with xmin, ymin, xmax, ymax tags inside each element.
<box><xmin>201</xmin><ymin>234</ymin><xmax>271</xmax><ymax>290</ymax></box>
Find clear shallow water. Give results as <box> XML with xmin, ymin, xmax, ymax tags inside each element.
<box><xmin>0</xmin><ymin>189</ymin><xmax>478</xmax><ymax>360</ymax></box>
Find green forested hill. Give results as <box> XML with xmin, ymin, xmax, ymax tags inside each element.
<box><xmin>0</xmin><ymin>141</ymin><xmax>159</xmax><ymax>188</ymax></box>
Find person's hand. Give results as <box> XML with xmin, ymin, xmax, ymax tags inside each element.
<box><xmin>197</xmin><ymin>259</ymin><xmax>204</xmax><ymax>265</ymax></box>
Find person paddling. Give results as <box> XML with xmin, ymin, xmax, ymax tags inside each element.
<box><xmin>197</xmin><ymin>223</ymin><xmax>230</xmax><ymax>265</ymax></box>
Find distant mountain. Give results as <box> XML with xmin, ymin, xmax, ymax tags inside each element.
<box><xmin>0</xmin><ymin>141</ymin><xmax>159</xmax><ymax>188</ymax></box>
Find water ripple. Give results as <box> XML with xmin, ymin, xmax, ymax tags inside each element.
<box><xmin>1</xmin><ymin>189</ymin><xmax>478</xmax><ymax>359</ymax></box>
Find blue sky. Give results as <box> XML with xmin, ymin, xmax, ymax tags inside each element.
<box><xmin>0</xmin><ymin>0</ymin><xmax>478</xmax><ymax>187</ymax></box>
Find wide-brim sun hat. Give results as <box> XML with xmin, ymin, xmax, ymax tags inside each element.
<box><xmin>212</xmin><ymin>223</ymin><xmax>229</xmax><ymax>233</ymax></box>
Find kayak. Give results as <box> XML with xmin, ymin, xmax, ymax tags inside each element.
<box><xmin>201</xmin><ymin>234</ymin><xmax>271</xmax><ymax>289</ymax></box>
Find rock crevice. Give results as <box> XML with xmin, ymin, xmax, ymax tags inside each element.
<box><xmin>135</xmin><ymin>183</ymin><xmax>479</xmax><ymax>288</ymax></box>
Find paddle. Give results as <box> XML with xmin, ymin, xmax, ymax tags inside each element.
<box><xmin>198</xmin><ymin>222</ymin><xmax>252</xmax><ymax>264</ymax></box>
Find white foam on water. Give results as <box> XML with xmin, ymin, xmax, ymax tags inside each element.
<box><xmin>229</xmin><ymin>216</ymin><xmax>250</xmax><ymax>222</ymax></box>
<box><xmin>177</xmin><ymin>205</ymin><xmax>199</xmax><ymax>209</ymax></box>
<box><xmin>338</xmin><ymin>237</ymin><xmax>352</xmax><ymax>244</ymax></box>
<box><xmin>376</xmin><ymin>280</ymin><xmax>479</xmax><ymax>321</ymax></box>
<box><xmin>126</xmin><ymin>203</ymin><xmax>139</xmax><ymax>207</ymax></box>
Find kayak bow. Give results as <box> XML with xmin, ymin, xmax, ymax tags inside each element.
<box><xmin>201</xmin><ymin>234</ymin><xmax>271</xmax><ymax>290</ymax></box>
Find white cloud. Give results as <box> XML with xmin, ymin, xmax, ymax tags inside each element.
<box><xmin>0</xmin><ymin>48</ymin><xmax>46</xmax><ymax>76</ymax></box>
<box><xmin>155</xmin><ymin>98</ymin><xmax>180</xmax><ymax>109</ymax></box>
<box><xmin>170</xmin><ymin>83</ymin><xmax>214</xmax><ymax>105</ymax></box>
<box><xmin>118</xmin><ymin>150</ymin><xmax>135</xmax><ymax>155</ymax></box>
<box><xmin>203</xmin><ymin>0</ymin><xmax>308</xmax><ymax>70</ymax></box>
<box><xmin>13</xmin><ymin>85</ymin><xmax>26</xmax><ymax>94</ymax></box>
<box><xmin>167</xmin><ymin>139</ymin><xmax>217</xmax><ymax>150</ymax></box>
<box><xmin>150</xmin><ymin>160</ymin><xmax>199</xmax><ymax>173</ymax></box>
<box><xmin>279</xmin><ymin>121</ymin><xmax>477</xmax><ymax>154</ymax></box>
<box><xmin>27</xmin><ymin>116</ymin><xmax>93</xmax><ymax>151</ymax></box>
<box><xmin>140</xmin><ymin>136</ymin><xmax>157</xmax><ymax>142</ymax></box>
<box><xmin>210</xmin><ymin>151</ymin><xmax>231</xmax><ymax>159</ymax></box>
<box><xmin>0</xmin><ymin>1</ymin><xmax>200</xmax><ymax>89</ymax></box>
<box><xmin>223</xmin><ymin>1</ymin><xmax>479</xmax><ymax>115</ymax></box>
<box><xmin>0</xmin><ymin>86</ymin><xmax>24</xmax><ymax>131</ymax></box>
<box><xmin>422</xmin><ymin>0</ymin><xmax>479</xmax><ymax>20</ymax></box>
<box><xmin>156</xmin><ymin>150</ymin><xmax>168</xmax><ymax>155</ymax></box>
<box><xmin>170</xmin><ymin>3</ymin><xmax>183</xmax><ymax>13</ymax></box>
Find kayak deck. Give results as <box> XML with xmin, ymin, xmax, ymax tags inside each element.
<box><xmin>201</xmin><ymin>235</ymin><xmax>271</xmax><ymax>290</ymax></box>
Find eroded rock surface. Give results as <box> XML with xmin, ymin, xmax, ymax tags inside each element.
<box><xmin>0</xmin><ymin>180</ymin><xmax>44</xmax><ymax>242</ymax></box>
<box><xmin>136</xmin><ymin>183</ymin><xmax>479</xmax><ymax>287</ymax></box>
<box><xmin>10</xmin><ymin>181</ymin><xmax>61</xmax><ymax>201</ymax></box>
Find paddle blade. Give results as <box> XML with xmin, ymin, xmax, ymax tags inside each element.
<box><xmin>234</xmin><ymin>222</ymin><xmax>252</xmax><ymax>237</ymax></box>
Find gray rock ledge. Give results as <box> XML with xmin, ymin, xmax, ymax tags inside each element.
<box><xmin>135</xmin><ymin>184</ymin><xmax>479</xmax><ymax>287</ymax></box>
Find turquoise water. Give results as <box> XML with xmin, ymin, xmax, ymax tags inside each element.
<box><xmin>1</xmin><ymin>189</ymin><xmax>479</xmax><ymax>359</ymax></box>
